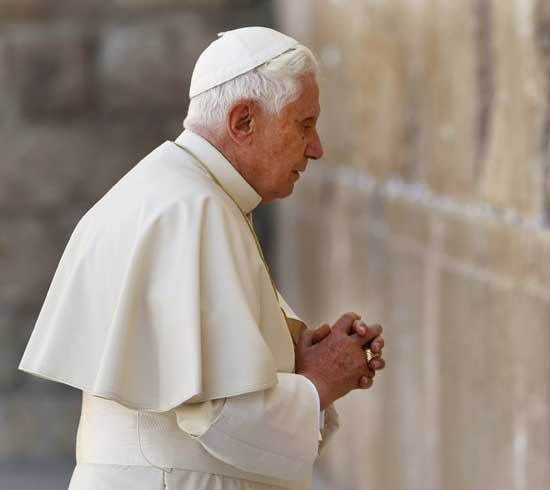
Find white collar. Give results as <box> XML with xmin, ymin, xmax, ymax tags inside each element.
<box><xmin>174</xmin><ymin>130</ymin><xmax>262</xmax><ymax>215</ymax></box>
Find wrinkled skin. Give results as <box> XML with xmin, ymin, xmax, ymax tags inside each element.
<box><xmin>195</xmin><ymin>73</ymin><xmax>323</xmax><ymax>203</ymax></box>
<box><xmin>296</xmin><ymin>313</ymin><xmax>385</xmax><ymax>410</ymax></box>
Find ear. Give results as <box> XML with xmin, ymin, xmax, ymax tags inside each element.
<box><xmin>226</xmin><ymin>101</ymin><xmax>256</xmax><ymax>145</ymax></box>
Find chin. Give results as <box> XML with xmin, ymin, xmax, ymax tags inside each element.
<box><xmin>278</xmin><ymin>185</ymin><xmax>295</xmax><ymax>199</ymax></box>
<box><xmin>262</xmin><ymin>182</ymin><xmax>296</xmax><ymax>204</ymax></box>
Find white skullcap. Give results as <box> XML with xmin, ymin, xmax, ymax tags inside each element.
<box><xmin>189</xmin><ymin>26</ymin><xmax>299</xmax><ymax>98</ymax></box>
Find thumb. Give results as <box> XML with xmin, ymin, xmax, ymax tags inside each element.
<box><xmin>297</xmin><ymin>328</ymin><xmax>315</xmax><ymax>348</ymax></box>
<box><xmin>311</xmin><ymin>323</ymin><xmax>331</xmax><ymax>344</ymax></box>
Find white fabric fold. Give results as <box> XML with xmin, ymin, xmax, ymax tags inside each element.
<box><xmin>177</xmin><ymin>373</ymin><xmax>320</xmax><ymax>481</ymax></box>
<box><xmin>19</xmin><ymin>133</ymin><xmax>295</xmax><ymax>411</ymax></box>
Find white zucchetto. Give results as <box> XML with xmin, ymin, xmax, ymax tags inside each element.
<box><xmin>189</xmin><ymin>26</ymin><xmax>299</xmax><ymax>98</ymax></box>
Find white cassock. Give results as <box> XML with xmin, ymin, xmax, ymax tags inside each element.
<box><xmin>19</xmin><ymin>130</ymin><xmax>339</xmax><ymax>489</ymax></box>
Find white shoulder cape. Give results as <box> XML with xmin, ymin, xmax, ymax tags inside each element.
<box><xmin>19</xmin><ymin>141</ymin><xmax>296</xmax><ymax>411</ymax></box>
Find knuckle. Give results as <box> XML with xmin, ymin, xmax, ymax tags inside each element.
<box><xmin>343</xmin><ymin>312</ymin><xmax>359</xmax><ymax>322</ymax></box>
<box><xmin>362</xmin><ymin>377</ymin><xmax>373</xmax><ymax>389</ymax></box>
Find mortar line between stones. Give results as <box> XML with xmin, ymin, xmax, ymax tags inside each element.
<box><xmin>311</xmin><ymin>163</ymin><xmax>545</xmax><ymax>231</ymax></box>
<box><xmin>422</xmin><ymin>218</ymin><xmax>443</xmax><ymax>490</ymax></box>
<box><xmin>292</xmin><ymin>209</ymin><xmax>550</xmax><ymax>302</ymax></box>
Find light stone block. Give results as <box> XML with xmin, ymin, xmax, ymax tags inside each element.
<box><xmin>439</xmin><ymin>270</ymin><xmax>549</xmax><ymax>490</ymax></box>
<box><xmin>417</xmin><ymin>0</ymin><xmax>479</xmax><ymax>199</ymax></box>
<box><xmin>441</xmin><ymin>213</ymin><xmax>550</xmax><ymax>295</ymax></box>
<box><xmin>274</xmin><ymin>1</ymin><xmax>550</xmax><ymax>489</ymax></box>
<box><xmin>480</xmin><ymin>0</ymin><xmax>546</xmax><ymax>220</ymax></box>
<box><xmin>276</xmin><ymin>167</ymin><xmax>550</xmax><ymax>490</ymax></box>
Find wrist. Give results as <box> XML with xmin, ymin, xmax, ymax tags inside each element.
<box><xmin>300</xmin><ymin>372</ymin><xmax>331</xmax><ymax>411</ymax></box>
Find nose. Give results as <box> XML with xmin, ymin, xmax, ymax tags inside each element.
<box><xmin>305</xmin><ymin>131</ymin><xmax>323</xmax><ymax>160</ymax></box>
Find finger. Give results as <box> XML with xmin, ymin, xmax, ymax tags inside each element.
<box><xmin>311</xmin><ymin>323</ymin><xmax>331</xmax><ymax>344</ymax></box>
<box><xmin>365</xmin><ymin>366</ymin><xmax>375</xmax><ymax>378</ymax></box>
<box><xmin>297</xmin><ymin>328</ymin><xmax>315</xmax><ymax>348</ymax></box>
<box><xmin>351</xmin><ymin>319</ymin><xmax>366</xmax><ymax>336</ymax></box>
<box><xmin>351</xmin><ymin>324</ymin><xmax>383</xmax><ymax>347</ymax></box>
<box><xmin>332</xmin><ymin>312</ymin><xmax>361</xmax><ymax>334</ymax></box>
<box><xmin>370</xmin><ymin>335</ymin><xmax>384</xmax><ymax>353</ymax></box>
<box><xmin>369</xmin><ymin>357</ymin><xmax>386</xmax><ymax>370</ymax></box>
<box><xmin>359</xmin><ymin>376</ymin><xmax>374</xmax><ymax>389</ymax></box>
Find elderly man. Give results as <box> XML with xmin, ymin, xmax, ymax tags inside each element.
<box><xmin>19</xmin><ymin>27</ymin><xmax>385</xmax><ymax>489</ymax></box>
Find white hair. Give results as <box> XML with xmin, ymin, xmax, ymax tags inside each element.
<box><xmin>183</xmin><ymin>44</ymin><xmax>319</xmax><ymax>130</ymax></box>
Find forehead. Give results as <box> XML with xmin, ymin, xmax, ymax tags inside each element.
<box><xmin>288</xmin><ymin>75</ymin><xmax>321</xmax><ymax>117</ymax></box>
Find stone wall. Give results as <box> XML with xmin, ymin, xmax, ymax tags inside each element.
<box><xmin>0</xmin><ymin>0</ymin><xmax>274</xmax><ymax>471</ymax></box>
<box><xmin>274</xmin><ymin>1</ymin><xmax>549</xmax><ymax>489</ymax></box>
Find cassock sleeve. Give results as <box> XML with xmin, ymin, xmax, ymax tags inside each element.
<box><xmin>174</xmin><ymin>373</ymin><xmax>321</xmax><ymax>481</ymax></box>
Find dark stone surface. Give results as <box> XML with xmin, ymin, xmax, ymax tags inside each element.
<box><xmin>0</xmin><ymin>461</ymin><xmax>74</xmax><ymax>490</ymax></box>
<box><xmin>10</xmin><ymin>23</ymin><xmax>95</xmax><ymax>119</ymax></box>
<box><xmin>98</xmin><ymin>14</ymin><xmax>210</xmax><ymax>114</ymax></box>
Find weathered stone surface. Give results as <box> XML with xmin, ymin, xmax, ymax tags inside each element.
<box><xmin>273</xmin><ymin>0</ymin><xmax>314</xmax><ymax>43</ymax></box>
<box><xmin>534</xmin><ymin>0</ymin><xmax>550</xmax><ymax>225</ymax></box>
<box><xmin>277</xmin><ymin>174</ymin><xmax>440</xmax><ymax>490</ymax></box>
<box><xmin>0</xmin><ymin>311</ymin><xmax>25</xmax><ymax>393</ymax></box>
<box><xmin>0</xmin><ymin>121</ymin><xmax>175</xmax><ymax>211</ymax></box>
<box><xmin>441</xmin><ymin>212</ymin><xmax>550</xmax><ymax>295</ymax></box>
<box><xmin>9</xmin><ymin>24</ymin><xmax>93</xmax><ymax>118</ymax></box>
<box><xmin>345</xmin><ymin>0</ymin><xmax>419</xmax><ymax>179</ymax></box>
<box><xmin>0</xmin><ymin>216</ymin><xmax>61</xmax><ymax>317</ymax></box>
<box><xmin>0</xmin><ymin>34</ymin><xmax>18</xmax><ymax>128</ymax></box>
<box><xmin>276</xmin><ymin>163</ymin><xmax>550</xmax><ymax>490</ymax></box>
<box><xmin>0</xmin><ymin>0</ymin><xmax>103</xmax><ymax>18</ymax></box>
<box><xmin>274</xmin><ymin>202</ymin><xmax>329</xmax><ymax>326</ymax></box>
<box><xmin>0</xmin><ymin>214</ymin><xmax>77</xmax><ymax>394</ymax></box>
<box><xmin>311</xmin><ymin>1</ymin><xmax>366</xmax><ymax>168</ymax></box>
<box><xmin>416</xmin><ymin>0</ymin><xmax>479</xmax><ymax>199</ymax></box>
<box><xmin>479</xmin><ymin>0</ymin><xmax>545</xmax><ymax>220</ymax></box>
<box><xmin>0</xmin><ymin>461</ymin><xmax>74</xmax><ymax>490</ymax></box>
<box><xmin>98</xmin><ymin>15</ymin><xmax>211</xmax><ymax>114</ymax></box>
<box><xmin>0</xmin><ymin>1</ymin><xmax>60</xmax><ymax>18</ymax></box>
<box><xmin>273</xmin><ymin>0</ymin><xmax>550</xmax><ymax>489</ymax></box>
<box><xmin>439</xmin><ymin>271</ymin><xmax>549</xmax><ymax>490</ymax></box>
<box><xmin>112</xmin><ymin>0</ymin><xmax>253</xmax><ymax>9</ymax></box>
<box><xmin>0</xmin><ymin>393</ymin><xmax>80</xmax><ymax>460</ymax></box>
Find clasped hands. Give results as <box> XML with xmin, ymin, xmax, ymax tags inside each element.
<box><xmin>295</xmin><ymin>313</ymin><xmax>385</xmax><ymax>410</ymax></box>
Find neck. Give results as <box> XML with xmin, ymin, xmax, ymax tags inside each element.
<box><xmin>189</xmin><ymin>125</ymin><xmax>261</xmax><ymax>197</ymax></box>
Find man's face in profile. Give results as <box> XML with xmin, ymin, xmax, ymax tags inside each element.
<box><xmin>252</xmin><ymin>74</ymin><xmax>324</xmax><ymax>203</ymax></box>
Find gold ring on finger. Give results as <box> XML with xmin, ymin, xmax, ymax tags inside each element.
<box><xmin>365</xmin><ymin>349</ymin><xmax>381</xmax><ymax>362</ymax></box>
